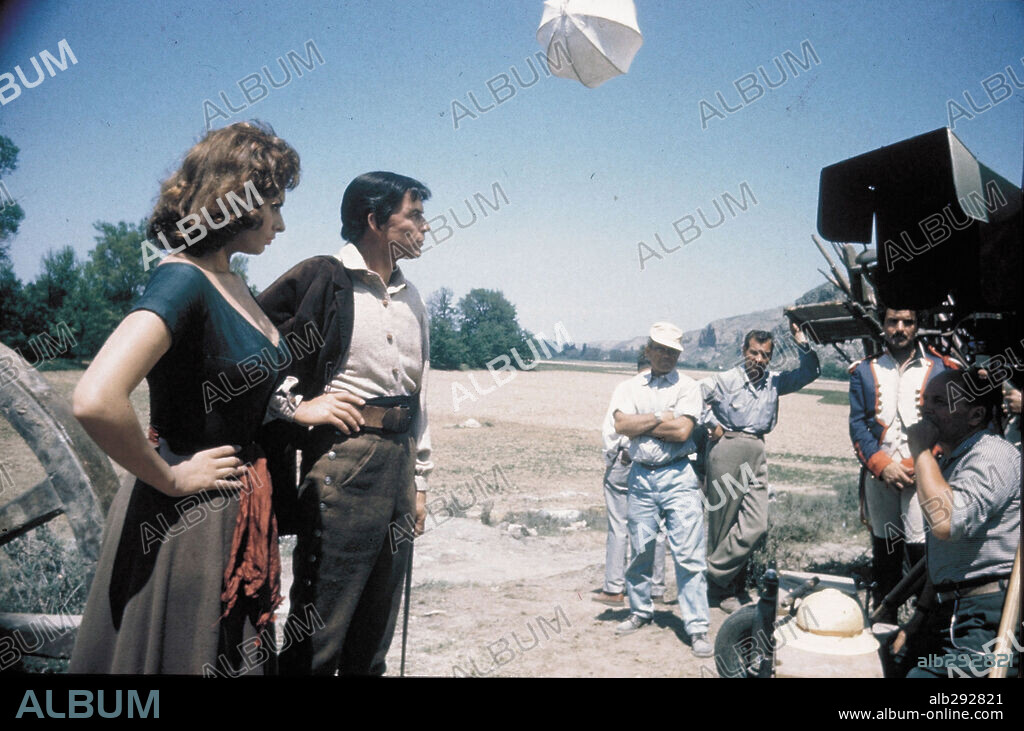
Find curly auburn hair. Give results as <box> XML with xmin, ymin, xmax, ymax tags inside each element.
<box><xmin>147</xmin><ymin>121</ymin><xmax>300</xmax><ymax>256</ymax></box>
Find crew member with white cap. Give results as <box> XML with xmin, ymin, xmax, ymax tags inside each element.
<box><xmin>610</xmin><ymin>322</ymin><xmax>712</xmax><ymax>658</ymax></box>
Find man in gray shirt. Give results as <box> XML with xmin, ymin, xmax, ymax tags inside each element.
<box><xmin>700</xmin><ymin>322</ymin><xmax>819</xmax><ymax>613</ymax></box>
<box><xmin>904</xmin><ymin>367</ymin><xmax>1020</xmax><ymax>678</ymax></box>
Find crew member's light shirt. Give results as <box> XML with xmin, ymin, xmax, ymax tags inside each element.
<box><xmin>610</xmin><ymin>369</ymin><xmax>701</xmax><ymax>466</ymax></box>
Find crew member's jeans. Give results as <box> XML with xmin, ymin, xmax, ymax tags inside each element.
<box><xmin>604</xmin><ymin>458</ymin><xmax>666</xmax><ymax>595</ymax></box>
<box><xmin>625</xmin><ymin>460</ymin><xmax>709</xmax><ymax>636</ymax></box>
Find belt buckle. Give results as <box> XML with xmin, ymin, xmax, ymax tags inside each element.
<box><xmin>381</xmin><ymin>406</ymin><xmax>410</xmax><ymax>433</ymax></box>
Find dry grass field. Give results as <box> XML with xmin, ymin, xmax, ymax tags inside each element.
<box><xmin>1</xmin><ymin>364</ymin><xmax>868</xmax><ymax>676</ymax></box>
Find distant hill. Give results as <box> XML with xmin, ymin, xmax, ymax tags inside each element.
<box><xmin>552</xmin><ymin>282</ymin><xmax>853</xmax><ymax>379</ymax></box>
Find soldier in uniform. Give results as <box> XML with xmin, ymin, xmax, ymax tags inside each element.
<box><xmin>848</xmin><ymin>307</ymin><xmax>958</xmax><ymax>619</ymax></box>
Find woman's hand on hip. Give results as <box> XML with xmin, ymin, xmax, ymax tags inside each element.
<box><xmin>166</xmin><ymin>445</ymin><xmax>245</xmax><ymax>495</ymax></box>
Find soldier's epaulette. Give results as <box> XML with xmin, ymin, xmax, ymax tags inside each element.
<box><xmin>926</xmin><ymin>345</ymin><xmax>962</xmax><ymax>370</ymax></box>
<box><xmin>847</xmin><ymin>354</ymin><xmax>874</xmax><ymax>374</ymax></box>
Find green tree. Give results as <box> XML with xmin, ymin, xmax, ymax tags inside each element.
<box><xmin>427</xmin><ymin>287</ymin><xmax>465</xmax><ymax>369</ymax></box>
<box><xmin>0</xmin><ymin>259</ymin><xmax>28</xmax><ymax>348</ymax></box>
<box><xmin>457</xmin><ymin>288</ymin><xmax>529</xmax><ymax>369</ymax></box>
<box><xmin>68</xmin><ymin>221</ymin><xmax>151</xmax><ymax>356</ymax></box>
<box><xmin>0</xmin><ymin>135</ymin><xmax>28</xmax><ymax>347</ymax></box>
<box><xmin>14</xmin><ymin>246</ymin><xmax>85</xmax><ymax>358</ymax></box>
<box><xmin>0</xmin><ymin>135</ymin><xmax>26</xmax><ymax>259</ymax></box>
<box><xmin>84</xmin><ymin>221</ymin><xmax>150</xmax><ymax>307</ymax></box>
<box><xmin>23</xmin><ymin>246</ymin><xmax>83</xmax><ymax>323</ymax></box>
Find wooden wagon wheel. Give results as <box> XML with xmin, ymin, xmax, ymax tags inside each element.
<box><xmin>0</xmin><ymin>341</ymin><xmax>119</xmax><ymax>576</ymax></box>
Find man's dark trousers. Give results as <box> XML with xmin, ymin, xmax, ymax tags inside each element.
<box><xmin>280</xmin><ymin>430</ymin><xmax>416</xmax><ymax>675</ymax></box>
<box><xmin>905</xmin><ymin>590</ymin><xmax>1019</xmax><ymax>678</ymax></box>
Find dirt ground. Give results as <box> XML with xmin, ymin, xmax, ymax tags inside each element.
<box><xmin>377</xmin><ymin>367</ymin><xmax>862</xmax><ymax>677</ymax></box>
<box><xmin>1</xmin><ymin>366</ymin><xmax>866</xmax><ymax>677</ymax></box>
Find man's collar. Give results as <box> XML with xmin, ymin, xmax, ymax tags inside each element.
<box><xmin>646</xmin><ymin>369</ymin><xmax>678</xmax><ymax>385</ymax></box>
<box><xmin>739</xmin><ymin>365</ymin><xmax>768</xmax><ymax>390</ymax></box>
<box><xmin>884</xmin><ymin>340</ymin><xmax>925</xmax><ymax>365</ymax></box>
<box><xmin>944</xmin><ymin>428</ymin><xmax>988</xmax><ymax>463</ymax></box>
<box><xmin>337</xmin><ymin>243</ymin><xmax>407</xmax><ymax>288</ymax></box>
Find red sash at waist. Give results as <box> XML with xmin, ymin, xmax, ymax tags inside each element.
<box><xmin>148</xmin><ymin>427</ymin><xmax>283</xmax><ymax>636</ymax></box>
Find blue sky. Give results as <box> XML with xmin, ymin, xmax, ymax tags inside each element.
<box><xmin>1</xmin><ymin>0</ymin><xmax>1021</xmax><ymax>343</ymax></box>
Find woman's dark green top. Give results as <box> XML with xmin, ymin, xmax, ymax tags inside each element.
<box><xmin>130</xmin><ymin>262</ymin><xmax>290</xmax><ymax>453</ymax></box>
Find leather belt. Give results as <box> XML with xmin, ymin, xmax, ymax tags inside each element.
<box><xmin>306</xmin><ymin>396</ymin><xmax>416</xmax><ymax>455</ymax></box>
<box><xmin>934</xmin><ymin>577</ymin><xmax>1010</xmax><ymax>604</ymax></box>
<box><xmin>723</xmin><ymin>430</ymin><xmax>765</xmax><ymax>440</ymax></box>
<box><xmin>360</xmin><ymin>404</ymin><xmax>412</xmax><ymax>433</ymax></box>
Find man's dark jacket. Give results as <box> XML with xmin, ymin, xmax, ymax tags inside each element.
<box><xmin>257</xmin><ymin>255</ymin><xmax>354</xmax><ymax>533</ymax></box>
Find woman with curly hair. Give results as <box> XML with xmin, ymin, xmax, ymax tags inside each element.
<box><xmin>69</xmin><ymin>121</ymin><xmax>301</xmax><ymax>675</ymax></box>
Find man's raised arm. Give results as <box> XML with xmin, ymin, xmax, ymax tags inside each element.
<box><xmin>776</xmin><ymin>321</ymin><xmax>820</xmax><ymax>395</ymax></box>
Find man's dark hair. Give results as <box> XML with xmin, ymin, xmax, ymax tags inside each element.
<box><xmin>876</xmin><ymin>305</ymin><xmax>919</xmax><ymax>323</ymax></box>
<box><xmin>743</xmin><ymin>330</ymin><xmax>774</xmax><ymax>352</ymax></box>
<box><xmin>952</xmin><ymin>366</ymin><xmax>1003</xmax><ymax>417</ymax></box>
<box><xmin>637</xmin><ymin>351</ymin><xmax>650</xmax><ymax>372</ymax></box>
<box><xmin>340</xmin><ymin>171</ymin><xmax>431</xmax><ymax>243</ymax></box>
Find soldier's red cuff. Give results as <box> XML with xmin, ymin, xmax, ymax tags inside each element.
<box><xmin>867</xmin><ymin>451</ymin><xmax>892</xmax><ymax>478</ymax></box>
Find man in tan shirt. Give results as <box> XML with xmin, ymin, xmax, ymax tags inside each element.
<box><xmin>260</xmin><ymin>171</ymin><xmax>432</xmax><ymax>675</ymax></box>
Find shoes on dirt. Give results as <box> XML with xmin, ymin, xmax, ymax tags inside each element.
<box><xmin>691</xmin><ymin>632</ymin><xmax>713</xmax><ymax>658</ymax></box>
<box><xmin>615</xmin><ymin>614</ymin><xmax>651</xmax><ymax>635</ymax></box>
<box><xmin>734</xmin><ymin>589</ymin><xmax>754</xmax><ymax>606</ymax></box>
<box><xmin>652</xmin><ymin>593</ymin><xmax>667</xmax><ymax>605</ymax></box>
<box><xmin>593</xmin><ymin>591</ymin><xmax>625</xmax><ymax>606</ymax></box>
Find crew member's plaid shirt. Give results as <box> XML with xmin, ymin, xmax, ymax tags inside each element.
<box><xmin>928</xmin><ymin>429</ymin><xmax>1021</xmax><ymax>585</ymax></box>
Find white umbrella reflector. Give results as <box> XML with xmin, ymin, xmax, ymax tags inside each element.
<box><xmin>536</xmin><ymin>0</ymin><xmax>643</xmax><ymax>88</ymax></box>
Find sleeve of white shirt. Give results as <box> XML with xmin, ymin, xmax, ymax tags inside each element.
<box><xmin>413</xmin><ymin>302</ymin><xmax>433</xmax><ymax>492</ymax></box>
<box><xmin>608</xmin><ymin>378</ymin><xmax>638</xmax><ymax>420</ymax></box>
<box><xmin>672</xmin><ymin>377</ymin><xmax>704</xmax><ymax>420</ymax></box>
<box><xmin>262</xmin><ymin>375</ymin><xmax>304</xmax><ymax>424</ymax></box>
<box><xmin>601</xmin><ymin>383</ymin><xmax>630</xmax><ymax>462</ymax></box>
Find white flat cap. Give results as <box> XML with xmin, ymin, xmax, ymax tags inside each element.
<box><xmin>649</xmin><ymin>322</ymin><xmax>683</xmax><ymax>352</ymax></box>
